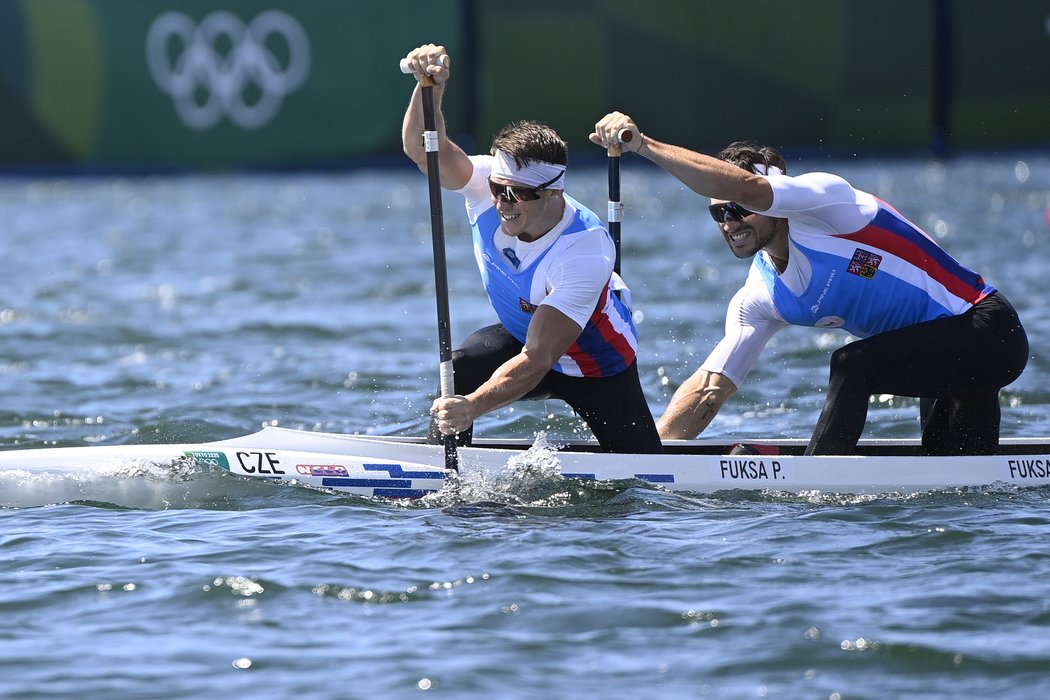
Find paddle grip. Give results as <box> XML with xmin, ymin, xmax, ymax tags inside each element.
<box><xmin>399</xmin><ymin>54</ymin><xmax>450</xmax><ymax>74</ymax></box>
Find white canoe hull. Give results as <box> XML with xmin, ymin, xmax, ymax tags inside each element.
<box><xmin>2</xmin><ymin>426</ymin><xmax>1050</xmax><ymax>498</ymax></box>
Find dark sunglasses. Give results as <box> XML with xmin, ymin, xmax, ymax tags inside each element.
<box><xmin>488</xmin><ymin>172</ymin><xmax>562</xmax><ymax>204</ymax></box>
<box><xmin>708</xmin><ymin>202</ymin><xmax>755</xmax><ymax>223</ymax></box>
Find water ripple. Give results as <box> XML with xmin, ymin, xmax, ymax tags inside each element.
<box><xmin>2</xmin><ymin>161</ymin><xmax>1050</xmax><ymax>698</ymax></box>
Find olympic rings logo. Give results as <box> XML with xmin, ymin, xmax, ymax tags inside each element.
<box><xmin>146</xmin><ymin>10</ymin><xmax>311</xmax><ymax>131</ymax></box>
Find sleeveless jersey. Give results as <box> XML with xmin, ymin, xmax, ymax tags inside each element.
<box><xmin>699</xmin><ymin>172</ymin><xmax>997</xmax><ymax>388</ymax></box>
<box><xmin>471</xmin><ymin>195</ymin><xmax>637</xmax><ymax>377</ymax></box>
<box><xmin>754</xmin><ymin>201</ymin><xmax>994</xmax><ymax>338</ymax></box>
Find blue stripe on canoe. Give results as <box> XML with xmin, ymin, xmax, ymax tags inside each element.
<box><xmin>564</xmin><ymin>473</ymin><xmax>675</xmax><ymax>483</ymax></box>
<box><xmin>363</xmin><ymin>463</ymin><xmax>446</xmax><ymax>479</ymax></box>
<box><xmin>373</xmin><ymin>488</ymin><xmax>438</xmax><ymax>499</ymax></box>
<box><xmin>322</xmin><ymin>478</ymin><xmax>412</xmax><ymax>488</ymax></box>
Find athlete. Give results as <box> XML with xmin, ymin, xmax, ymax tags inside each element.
<box><xmin>400</xmin><ymin>46</ymin><xmax>661</xmax><ymax>453</ymax></box>
<box><xmin>591</xmin><ymin>111</ymin><xmax>1028</xmax><ymax>455</ymax></box>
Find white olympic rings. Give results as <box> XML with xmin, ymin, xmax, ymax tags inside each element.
<box><xmin>146</xmin><ymin>10</ymin><xmax>311</xmax><ymax>131</ymax></box>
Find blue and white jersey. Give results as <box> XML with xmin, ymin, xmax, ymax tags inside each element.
<box><xmin>702</xmin><ymin>171</ymin><xmax>995</xmax><ymax>388</ymax></box>
<box><xmin>458</xmin><ymin>155</ymin><xmax>638</xmax><ymax>377</ymax></box>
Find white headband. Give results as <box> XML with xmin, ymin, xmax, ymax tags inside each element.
<box><xmin>491</xmin><ymin>150</ymin><xmax>566</xmax><ymax>190</ymax></box>
<box><xmin>753</xmin><ymin>163</ymin><xmax>783</xmax><ymax>176</ymax></box>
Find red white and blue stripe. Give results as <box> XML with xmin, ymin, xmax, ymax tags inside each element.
<box><xmin>756</xmin><ymin>201</ymin><xmax>994</xmax><ymax>338</ymax></box>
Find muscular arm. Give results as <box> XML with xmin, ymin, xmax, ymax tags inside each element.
<box><xmin>590</xmin><ymin>112</ymin><xmax>773</xmax><ymax>212</ymax></box>
<box><xmin>657</xmin><ymin>368</ymin><xmax>738</xmax><ymax>440</ymax></box>
<box><xmin>637</xmin><ymin>136</ymin><xmax>773</xmax><ymax>212</ymax></box>
<box><xmin>432</xmin><ymin>306</ymin><xmax>582</xmax><ymax>434</ymax></box>
<box><xmin>400</xmin><ymin>45</ymin><xmax>472</xmax><ymax>190</ymax></box>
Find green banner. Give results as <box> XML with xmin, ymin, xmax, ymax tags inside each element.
<box><xmin>3</xmin><ymin>0</ymin><xmax>465</xmax><ymax>167</ymax></box>
<box><xmin>471</xmin><ymin>0</ymin><xmax>932</xmax><ymax>155</ymax></box>
<box><xmin>2</xmin><ymin>0</ymin><xmax>1048</xmax><ymax>168</ymax></box>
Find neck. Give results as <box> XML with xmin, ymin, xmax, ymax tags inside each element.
<box><xmin>765</xmin><ymin>220</ymin><xmax>790</xmax><ymax>271</ymax></box>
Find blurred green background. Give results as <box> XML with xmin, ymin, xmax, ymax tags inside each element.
<box><xmin>2</xmin><ymin>0</ymin><xmax>1047</xmax><ymax>169</ymax></box>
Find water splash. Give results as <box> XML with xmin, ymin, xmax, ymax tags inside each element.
<box><xmin>0</xmin><ymin>457</ymin><xmax>291</xmax><ymax>510</ymax></box>
<box><xmin>422</xmin><ymin>432</ymin><xmax>572</xmax><ymax>513</ymax></box>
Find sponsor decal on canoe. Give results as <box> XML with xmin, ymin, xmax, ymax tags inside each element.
<box><xmin>186</xmin><ymin>450</ymin><xmax>230</xmax><ymax>470</ymax></box>
<box><xmin>190</xmin><ymin>450</ymin><xmax>286</xmax><ymax>475</ymax></box>
<box><xmin>296</xmin><ymin>464</ymin><xmax>350</xmax><ymax>477</ymax></box>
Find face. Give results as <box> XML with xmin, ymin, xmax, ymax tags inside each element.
<box><xmin>709</xmin><ymin>199</ymin><xmax>778</xmax><ymax>259</ymax></box>
<box><xmin>489</xmin><ymin>177</ymin><xmax>563</xmax><ymax>241</ymax></box>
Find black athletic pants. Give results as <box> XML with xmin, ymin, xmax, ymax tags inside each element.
<box><xmin>427</xmin><ymin>324</ymin><xmax>663</xmax><ymax>454</ymax></box>
<box><xmin>806</xmin><ymin>292</ymin><xmax>1028</xmax><ymax>455</ymax></box>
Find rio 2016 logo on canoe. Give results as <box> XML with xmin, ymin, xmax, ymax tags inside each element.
<box><xmin>145</xmin><ymin>10</ymin><xmax>311</xmax><ymax>131</ymax></box>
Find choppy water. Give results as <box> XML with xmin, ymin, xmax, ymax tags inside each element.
<box><xmin>2</xmin><ymin>155</ymin><xmax>1050</xmax><ymax>698</ymax></box>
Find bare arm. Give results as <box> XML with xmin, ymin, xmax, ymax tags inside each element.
<box><xmin>400</xmin><ymin>44</ymin><xmax>472</xmax><ymax>190</ymax></box>
<box><xmin>431</xmin><ymin>305</ymin><xmax>582</xmax><ymax>435</ymax></box>
<box><xmin>657</xmin><ymin>368</ymin><xmax>738</xmax><ymax>440</ymax></box>
<box><xmin>590</xmin><ymin>111</ymin><xmax>773</xmax><ymax>212</ymax></box>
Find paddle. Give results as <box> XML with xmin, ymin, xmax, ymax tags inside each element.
<box><xmin>401</xmin><ymin>55</ymin><xmax>458</xmax><ymax>472</ymax></box>
<box><xmin>607</xmin><ymin>128</ymin><xmax>632</xmax><ymax>279</ymax></box>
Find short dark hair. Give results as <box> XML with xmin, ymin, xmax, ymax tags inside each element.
<box><xmin>716</xmin><ymin>140</ymin><xmax>787</xmax><ymax>175</ymax></box>
<box><xmin>490</xmin><ymin>120</ymin><xmax>568</xmax><ymax>168</ymax></box>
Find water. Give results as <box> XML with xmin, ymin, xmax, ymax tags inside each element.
<box><xmin>2</xmin><ymin>155</ymin><xmax>1050</xmax><ymax>698</ymax></box>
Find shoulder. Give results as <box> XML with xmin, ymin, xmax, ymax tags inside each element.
<box><xmin>766</xmin><ymin>171</ymin><xmax>854</xmax><ymax>201</ymax></box>
<box><xmin>543</xmin><ymin>232</ymin><xmax>614</xmax><ymax>286</ymax></box>
<box><xmin>727</xmin><ymin>265</ymin><xmax>781</xmax><ymax>320</ymax></box>
<box><xmin>457</xmin><ymin>155</ymin><xmax>491</xmax><ymax>192</ymax></box>
<box><xmin>459</xmin><ymin>155</ymin><xmax>494</xmax><ymax>217</ymax></box>
<box><xmin>765</xmin><ymin>171</ymin><xmax>878</xmax><ymax>232</ymax></box>
<box><xmin>552</xmin><ymin>222</ymin><xmax>615</xmax><ymax>263</ymax></box>
<box><xmin>564</xmin><ymin>195</ymin><xmax>605</xmax><ymax>229</ymax></box>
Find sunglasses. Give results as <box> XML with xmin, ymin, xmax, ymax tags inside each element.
<box><xmin>488</xmin><ymin>172</ymin><xmax>562</xmax><ymax>204</ymax></box>
<box><xmin>708</xmin><ymin>202</ymin><xmax>755</xmax><ymax>223</ymax></box>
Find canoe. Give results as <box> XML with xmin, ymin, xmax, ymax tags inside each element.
<box><xmin>2</xmin><ymin>426</ymin><xmax>1049</xmax><ymax>498</ymax></box>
